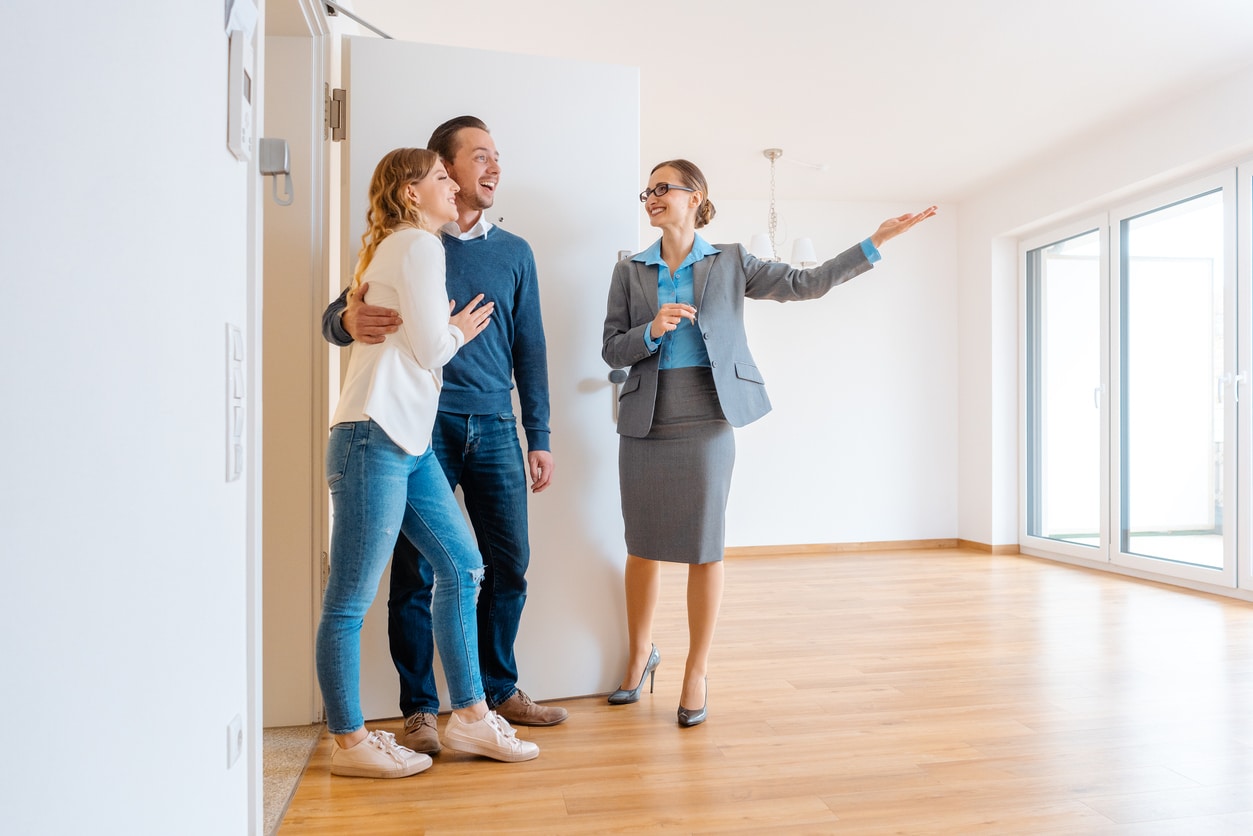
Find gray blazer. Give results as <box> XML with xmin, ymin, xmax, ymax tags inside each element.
<box><xmin>602</xmin><ymin>242</ymin><xmax>874</xmax><ymax>438</ymax></box>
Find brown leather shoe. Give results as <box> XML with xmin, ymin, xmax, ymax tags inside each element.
<box><xmin>399</xmin><ymin>711</ymin><xmax>442</xmax><ymax>754</ymax></box>
<box><xmin>494</xmin><ymin>690</ymin><xmax>568</xmax><ymax>726</ymax></box>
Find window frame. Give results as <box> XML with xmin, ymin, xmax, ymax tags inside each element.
<box><xmin>1018</xmin><ymin>164</ymin><xmax>1253</xmax><ymax>595</ymax></box>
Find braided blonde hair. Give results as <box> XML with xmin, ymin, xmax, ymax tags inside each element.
<box><xmin>353</xmin><ymin>147</ymin><xmax>439</xmax><ymax>286</ymax></box>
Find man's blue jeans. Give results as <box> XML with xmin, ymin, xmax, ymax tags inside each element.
<box><xmin>388</xmin><ymin>410</ymin><xmax>530</xmax><ymax>714</ymax></box>
<box><xmin>317</xmin><ymin>420</ymin><xmax>486</xmax><ymax>735</ymax></box>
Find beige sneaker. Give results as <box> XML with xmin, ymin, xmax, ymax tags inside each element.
<box><xmin>330</xmin><ymin>729</ymin><xmax>433</xmax><ymax>778</ymax></box>
<box><xmin>400</xmin><ymin>711</ymin><xmax>442</xmax><ymax>755</ymax></box>
<box><xmin>494</xmin><ymin>690</ymin><xmax>569</xmax><ymax>726</ymax></box>
<box><xmin>442</xmin><ymin>711</ymin><xmax>540</xmax><ymax>763</ymax></box>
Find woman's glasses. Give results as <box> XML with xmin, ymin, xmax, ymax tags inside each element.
<box><xmin>639</xmin><ymin>183</ymin><xmax>696</xmax><ymax>203</ymax></box>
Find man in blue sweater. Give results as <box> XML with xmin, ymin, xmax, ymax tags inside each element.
<box><xmin>323</xmin><ymin>116</ymin><xmax>566</xmax><ymax>754</ymax></box>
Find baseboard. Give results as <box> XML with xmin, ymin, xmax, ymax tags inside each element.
<box><xmin>723</xmin><ymin>539</ymin><xmax>1022</xmax><ymax>558</ymax></box>
<box><xmin>956</xmin><ymin>539</ymin><xmax>1021</xmax><ymax>555</ymax></box>
<box><xmin>724</xmin><ymin>539</ymin><xmax>960</xmax><ymax>558</ymax></box>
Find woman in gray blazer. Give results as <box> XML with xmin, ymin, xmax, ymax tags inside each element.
<box><xmin>602</xmin><ymin>158</ymin><xmax>935</xmax><ymax>726</ymax></box>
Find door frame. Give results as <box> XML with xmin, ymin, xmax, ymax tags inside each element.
<box><xmin>258</xmin><ymin>0</ymin><xmax>334</xmax><ymax>732</ymax></box>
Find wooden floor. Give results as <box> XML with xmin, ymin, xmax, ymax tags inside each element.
<box><xmin>278</xmin><ymin>549</ymin><xmax>1253</xmax><ymax>834</ymax></box>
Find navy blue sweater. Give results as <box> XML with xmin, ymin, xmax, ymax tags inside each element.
<box><xmin>324</xmin><ymin>226</ymin><xmax>551</xmax><ymax>452</ymax></box>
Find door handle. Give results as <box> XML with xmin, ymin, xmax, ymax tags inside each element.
<box><xmin>1218</xmin><ymin>371</ymin><xmax>1247</xmax><ymax>404</ymax></box>
<box><xmin>609</xmin><ymin>369</ymin><xmax>627</xmax><ymax>422</ymax></box>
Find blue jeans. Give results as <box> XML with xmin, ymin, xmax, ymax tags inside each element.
<box><xmin>388</xmin><ymin>411</ymin><xmax>530</xmax><ymax>714</ymax></box>
<box><xmin>316</xmin><ymin>420</ymin><xmax>486</xmax><ymax>735</ymax></box>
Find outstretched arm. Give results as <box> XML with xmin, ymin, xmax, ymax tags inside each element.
<box><xmin>742</xmin><ymin>206</ymin><xmax>938</xmax><ymax>303</ymax></box>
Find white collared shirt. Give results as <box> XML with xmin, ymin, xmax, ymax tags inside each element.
<box><xmin>441</xmin><ymin>214</ymin><xmax>494</xmax><ymax>241</ymax></box>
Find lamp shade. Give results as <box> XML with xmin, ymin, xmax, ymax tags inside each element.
<box><xmin>791</xmin><ymin>237</ymin><xmax>818</xmax><ymax>267</ymax></box>
<box><xmin>749</xmin><ymin>233</ymin><xmax>775</xmax><ymax>261</ymax></box>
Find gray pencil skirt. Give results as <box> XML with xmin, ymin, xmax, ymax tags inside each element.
<box><xmin>619</xmin><ymin>366</ymin><xmax>735</xmax><ymax>565</ymax></box>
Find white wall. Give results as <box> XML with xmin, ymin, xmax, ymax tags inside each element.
<box><xmin>0</xmin><ymin>5</ymin><xmax>257</xmax><ymax>834</ymax></box>
<box><xmin>957</xmin><ymin>63</ymin><xmax>1253</xmax><ymax>546</ymax></box>
<box><xmin>637</xmin><ymin>198</ymin><xmax>960</xmax><ymax>547</ymax></box>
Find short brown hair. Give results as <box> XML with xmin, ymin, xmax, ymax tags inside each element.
<box><xmin>427</xmin><ymin>115</ymin><xmax>490</xmax><ymax>164</ymax></box>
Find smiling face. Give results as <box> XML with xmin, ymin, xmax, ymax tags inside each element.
<box><xmin>444</xmin><ymin>127</ymin><xmax>500</xmax><ymax>215</ymax></box>
<box><xmin>408</xmin><ymin>161</ymin><xmax>460</xmax><ymax>231</ymax></box>
<box><xmin>644</xmin><ymin>165</ymin><xmax>701</xmax><ymax>230</ymax></box>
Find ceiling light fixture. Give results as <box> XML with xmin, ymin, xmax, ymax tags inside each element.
<box><xmin>749</xmin><ymin>148</ymin><xmax>817</xmax><ymax>267</ymax></box>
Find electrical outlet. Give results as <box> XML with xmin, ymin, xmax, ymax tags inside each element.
<box><xmin>227</xmin><ymin>713</ymin><xmax>244</xmax><ymax>768</ymax></box>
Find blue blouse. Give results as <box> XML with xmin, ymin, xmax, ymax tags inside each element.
<box><xmin>636</xmin><ymin>234</ymin><xmax>720</xmax><ymax>369</ymax></box>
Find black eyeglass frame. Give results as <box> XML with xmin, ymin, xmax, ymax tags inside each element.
<box><xmin>638</xmin><ymin>183</ymin><xmax>696</xmax><ymax>203</ymax></box>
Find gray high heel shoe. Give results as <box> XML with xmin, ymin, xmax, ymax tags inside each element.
<box><xmin>607</xmin><ymin>644</ymin><xmax>661</xmax><ymax>705</ymax></box>
<box><xmin>677</xmin><ymin>677</ymin><xmax>707</xmax><ymax>727</ymax></box>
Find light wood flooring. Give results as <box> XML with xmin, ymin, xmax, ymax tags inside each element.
<box><xmin>278</xmin><ymin>549</ymin><xmax>1253</xmax><ymax>834</ymax></box>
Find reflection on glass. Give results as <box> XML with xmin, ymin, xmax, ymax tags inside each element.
<box><xmin>1027</xmin><ymin>230</ymin><xmax>1101</xmax><ymax>546</ymax></box>
<box><xmin>1120</xmin><ymin>190</ymin><xmax>1224</xmax><ymax>569</ymax></box>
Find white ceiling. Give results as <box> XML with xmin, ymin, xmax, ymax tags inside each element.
<box><xmin>273</xmin><ymin>1</ymin><xmax>1253</xmax><ymax>204</ymax></box>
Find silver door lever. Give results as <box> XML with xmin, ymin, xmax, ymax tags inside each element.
<box><xmin>609</xmin><ymin>369</ymin><xmax>627</xmax><ymax>422</ymax></box>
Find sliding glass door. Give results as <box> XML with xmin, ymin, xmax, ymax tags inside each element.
<box><xmin>1023</xmin><ymin>169</ymin><xmax>1247</xmax><ymax>591</ymax></box>
<box><xmin>1112</xmin><ymin>175</ymin><xmax>1236</xmax><ymax>585</ymax></box>
<box><xmin>1023</xmin><ymin>221</ymin><xmax>1107</xmax><ymax>557</ymax></box>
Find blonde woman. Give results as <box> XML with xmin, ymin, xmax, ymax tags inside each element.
<box><xmin>317</xmin><ymin>148</ymin><xmax>539</xmax><ymax>778</ymax></box>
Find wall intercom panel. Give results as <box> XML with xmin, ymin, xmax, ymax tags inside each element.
<box><xmin>227</xmin><ymin>28</ymin><xmax>254</xmax><ymax>161</ymax></box>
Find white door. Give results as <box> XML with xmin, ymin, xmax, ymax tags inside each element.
<box><xmin>337</xmin><ymin>37</ymin><xmax>640</xmax><ymax>720</ymax></box>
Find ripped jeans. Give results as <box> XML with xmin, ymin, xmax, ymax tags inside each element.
<box><xmin>317</xmin><ymin>420</ymin><xmax>486</xmax><ymax>734</ymax></box>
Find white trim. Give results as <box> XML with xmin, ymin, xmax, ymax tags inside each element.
<box><xmin>308</xmin><ymin>5</ymin><xmax>332</xmax><ymax>727</ymax></box>
<box><xmin>1019</xmin><ymin>544</ymin><xmax>1253</xmax><ymax>604</ymax></box>
<box><xmin>1238</xmin><ymin>160</ymin><xmax>1253</xmax><ymax>591</ymax></box>
<box><xmin>246</xmin><ymin>4</ymin><xmax>267</xmax><ymax>831</ymax></box>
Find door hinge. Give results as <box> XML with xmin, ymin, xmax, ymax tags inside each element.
<box><xmin>320</xmin><ymin>551</ymin><xmax>330</xmax><ymax>593</ymax></box>
<box><xmin>325</xmin><ymin>84</ymin><xmax>347</xmax><ymax>142</ymax></box>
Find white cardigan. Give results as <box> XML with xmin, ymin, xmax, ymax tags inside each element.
<box><xmin>330</xmin><ymin>227</ymin><xmax>465</xmax><ymax>455</ymax></box>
